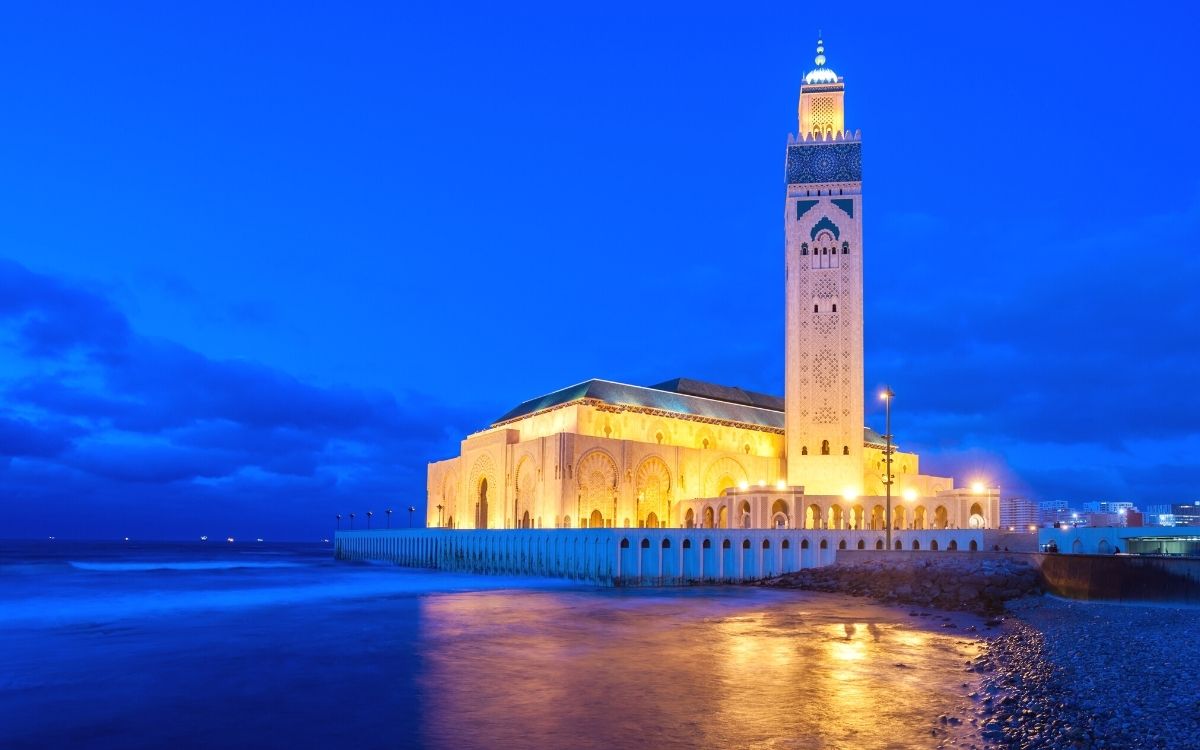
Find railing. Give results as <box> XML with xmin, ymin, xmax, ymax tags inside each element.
<box><xmin>334</xmin><ymin>528</ymin><xmax>987</xmax><ymax>586</ymax></box>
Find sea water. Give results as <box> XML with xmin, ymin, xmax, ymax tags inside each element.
<box><xmin>0</xmin><ymin>541</ymin><xmax>980</xmax><ymax>749</ymax></box>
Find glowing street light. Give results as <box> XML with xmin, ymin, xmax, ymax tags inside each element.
<box><xmin>775</xmin><ymin>480</ymin><xmax>787</xmax><ymax>490</ymax></box>
<box><xmin>737</xmin><ymin>481</ymin><xmax>749</xmax><ymax>491</ymax></box>
<box><xmin>880</xmin><ymin>387</ymin><xmax>895</xmax><ymax>550</ymax></box>
<box><xmin>971</xmin><ymin>481</ymin><xmax>985</xmax><ymax>494</ymax></box>
<box><xmin>902</xmin><ymin>488</ymin><xmax>917</xmax><ymax>502</ymax></box>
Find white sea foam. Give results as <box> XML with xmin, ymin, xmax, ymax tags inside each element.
<box><xmin>67</xmin><ymin>560</ymin><xmax>305</xmax><ymax>572</ymax></box>
<box><xmin>0</xmin><ymin>569</ymin><xmax>580</xmax><ymax>627</ymax></box>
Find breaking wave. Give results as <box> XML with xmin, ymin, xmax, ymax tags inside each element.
<box><xmin>68</xmin><ymin>561</ymin><xmax>305</xmax><ymax>572</ymax></box>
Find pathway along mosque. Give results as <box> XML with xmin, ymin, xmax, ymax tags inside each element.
<box><xmin>426</xmin><ymin>39</ymin><xmax>998</xmax><ymax>537</ymax></box>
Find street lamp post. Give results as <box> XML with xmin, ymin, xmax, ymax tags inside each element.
<box><xmin>386</xmin><ymin>508</ymin><xmax>393</xmax><ymax>529</ymax></box>
<box><xmin>881</xmin><ymin>388</ymin><xmax>895</xmax><ymax>551</ymax></box>
<box><xmin>367</xmin><ymin>510</ymin><xmax>373</xmax><ymax>530</ymax></box>
<box><xmin>349</xmin><ymin>512</ymin><xmax>355</xmax><ymax>530</ymax></box>
<box><xmin>437</xmin><ymin>504</ymin><xmax>444</xmax><ymax>528</ymax></box>
<box><xmin>408</xmin><ymin>505</ymin><xmax>416</xmax><ymax>528</ymax></box>
<box><xmin>336</xmin><ymin>514</ymin><xmax>342</xmax><ymax>530</ymax></box>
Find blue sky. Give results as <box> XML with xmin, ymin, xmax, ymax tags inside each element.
<box><xmin>1</xmin><ymin>2</ymin><xmax>1197</xmax><ymax>539</ymax></box>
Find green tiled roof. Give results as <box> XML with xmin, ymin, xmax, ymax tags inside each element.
<box><xmin>493</xmin><ymin>379</ymin><xmax>784</xmax><ymax>429</ymax></box>
<box><xmin>493</xmin><ymin>377</ymin><xmax>892</xmax><ymax>447</ymax></box>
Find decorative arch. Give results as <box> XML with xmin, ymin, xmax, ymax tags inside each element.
<box><xmin>810</xmin><ymin>215</ymin><xmax>841</xmax><ymax>241</ymax></box>
<box><xmin>514</xmin><ymin>455</ymin><xmax>537</xmax><ymax>527</ymax></box>
<box><xmin>440</xmin><ymin>469</ymin><xmax>459</xmax><ymax>529</ymax></box>
<box><xmin>576</xmin><ymin>450</ymin><xmax>618</xmax><ymax>528</ymax></box>
<box><xmin>467</xmin><ymin>453</ymin><xmax>497</xmax><ymax>529</ymax></box>
<box><xmin>635</xmin><ymin>456</ymin><xmax>672</xmax><ymax>527</ymax></box>
<box><xmin>771</xmin><ymin>499</ymin><xmax>789</xmax><ymax>529</ymax></box>
<box><xmin>704</xmin><ymin>457</ymin><xmax>748</xmax><ymax>497</ymax></box>
<box><xmin>934</xmin><ymin>505</ymin><xmax>949</xmax><ymax>530</ymax></box>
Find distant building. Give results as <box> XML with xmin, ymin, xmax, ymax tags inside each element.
<box><xmin>1085</xmin><ymin>512</ymin><xmax>1125</xmax><ymax>528</ymax></box>
<box><xmin>1039</xmin><ymin>500</ymin><xmax>1074</xmax><ymax>527</ymax></box>
<box><xmin>1172</xmin><ymin>502</ymin><xmax>1200</xmax><ymax>527</ymax></box>
<box><xmin>1081</xmin><ymin>501</ymin><xmax>1134</xmax><ymax>515</ymax></box>
<box><xmin>1001</xmin><ymin>496</ymin><xmax>1039</xmax><ymax>530</ymax></box>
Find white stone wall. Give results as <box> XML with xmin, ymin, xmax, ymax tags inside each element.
<box><xmin>1038</xmin><ymin>525</ymin><xmax>1198</xmax><ymax>554</ymax></box>
<box><xmin>335</xmin><ymin>528</ymin><xmax>989</xmax><ymax>586</ymax></box>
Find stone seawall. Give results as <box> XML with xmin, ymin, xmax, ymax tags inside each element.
<box><xmin>334</xmin><ymin>528</ymin><xmax>989</xmax><ymax>586</ymax></box>
<box><xmin>1034</xmin><ymin>552</ymin><xmax>1200</xmax><ymax>603</ymax></box>
<box><xmin>763</xmin><ymin>552</ymin><xmax>1042</xmax><ymax>613</ymax></box>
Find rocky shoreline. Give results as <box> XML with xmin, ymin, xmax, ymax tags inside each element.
<box><xmin>762</xmin><ymin>553</ymin><xmax>1043</xmax><ymax>614</ymax></box>
<box><xmin>765</xmin><ymin>557</ymin><xmax>1200</xmax><ymax>749</ymax></box>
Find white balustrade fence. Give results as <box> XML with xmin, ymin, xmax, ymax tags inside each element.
<box><xmin>334</xmin><ymin>528</ymin><xmax>987</xmax><ymax>586</ymax></box>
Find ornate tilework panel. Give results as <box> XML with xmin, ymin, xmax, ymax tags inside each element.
<box><xmin>786</xmin><ymin>142</ymin><xmax>862</xmax><ymax>185</ymax></box>
<box><xmin>810</xmin><ymin>216</ymin><xmax>840</xmax><ymax>241</ymax></box>
<box><xmin>832</xmin><ymin>198</ymin><xmax>854</xmax><ymax>218</ymax></box>
<box><xmin>796</xmin><ymin>199</ymin><xmax>819</xmax><ymax>219</ymax></box>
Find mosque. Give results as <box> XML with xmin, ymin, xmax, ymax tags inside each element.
<box><xmin>426</xmin><ymin>39</ymin><xmax>998</xmax><ymax>534</ymax></box>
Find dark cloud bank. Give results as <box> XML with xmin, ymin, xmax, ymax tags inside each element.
<box><xmin>0</xmin><ymin>259</ymin><xmax>482</xmax><ymax>540</ymax></box>
<box><xmin>2</xmin><ymin>191</ymin><xmax>1198</xmax><ymax>540</ymax></box>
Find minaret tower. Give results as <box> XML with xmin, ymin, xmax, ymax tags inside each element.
<box><xmin>784</xmin><ymin>36</ymin><xmax>864</xmax><ymax>496</ymax></box>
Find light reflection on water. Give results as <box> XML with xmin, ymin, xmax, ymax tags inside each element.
<box><xmin>418</xmin><ymin>589</ymin><xmax>979</xmax><ymax>750</ymax></box>
<box><xmin>0</xmin><ymin>544</ymin><xmax>979</xmax><ymax>749</ymax></box>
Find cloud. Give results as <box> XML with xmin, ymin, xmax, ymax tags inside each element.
<box><xmin>0</xmin><ymin>258</ymin><xmax>131</xmax><ymax>357</ymax></box>
<box><xmin>0</xmin><ymin>259</ymin><xmax>484</xmax><ymax>539</ymax></box>
<box><xmin>870</xmin><ymin>198</ymin><xmax>1200</xmax><ymax>447</ymax></box>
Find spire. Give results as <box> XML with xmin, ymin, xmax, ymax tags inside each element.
<box><xmin>804</xmin><ymin>33</ymin><xmax>839</xmax><ymax>85</ymax></box>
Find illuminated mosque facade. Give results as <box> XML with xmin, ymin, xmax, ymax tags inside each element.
<box><xmin>427</xmin><ymin>39</ymin><xmax>998</xmax><ymax>534</ymax></box>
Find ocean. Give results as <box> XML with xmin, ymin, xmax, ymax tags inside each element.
<box><xmin>0</xmin><ymin>540</ymin><xmax>981</xmax><ymax>749</ymax></box>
